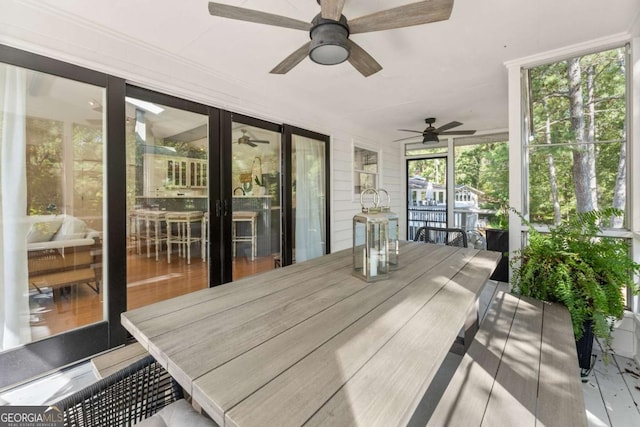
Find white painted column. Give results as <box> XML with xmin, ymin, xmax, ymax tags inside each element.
<box><xmin>631</xmin><ymin>37</ymin><xmax>640</xmax><ymax>315</ymax></box>
<box><xmin>446</xmin><ymin>137</ymin><xmax>454</xmax><ymax>227</ymax></box>
<box><xmin>506</xmin><ymin>63</ymin><xmax>524</xmax><ymax>284</ymax></box>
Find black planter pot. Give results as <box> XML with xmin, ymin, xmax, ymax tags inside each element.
<box><xmin>486</xmin><ymin>229</ymin><xmax>509</xmax><ymax>282</ymax></box>
<box><xmin>576</xmin><ymin>320</ymin><xmax>595</xmax><ymax>371</ymax></box>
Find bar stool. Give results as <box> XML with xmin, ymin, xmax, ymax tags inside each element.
<box><xmin>232</xmin><ymin>211</ymin><xmax>258</xmax><ymax>260</ymax></box>
<box><xmin>138</xmin><ymin>210</ymin><xmax>166</xmax><ymax>261</ymax></box>
<box><xmin>201</xmin><ymin>212</ymin><xmax>209</xmax><ymax>262</ymax></box>
<box><xmin>128</xmin><ymin>210</ymin><xmax>141</xmax><ymax>254</ymax></box>
<box><xmin>166</xmin><ymin>211</ymin><xmax>204</xmax><ymax>264</ymax></box>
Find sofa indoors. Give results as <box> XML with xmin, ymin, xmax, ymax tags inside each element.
<box><xmin>26</xmin><ymin>214</ymin><xmax>101</xmax><ymax>301</ymax></box>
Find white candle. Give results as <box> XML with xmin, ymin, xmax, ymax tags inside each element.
<box><xmin>370</xmin><ymin>250</ymin><xmax>378</xmax><ymax>276</ymax></box>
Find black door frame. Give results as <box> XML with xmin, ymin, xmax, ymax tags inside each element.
<box><xmin>0</xmin><ymin>44</ymin><xmax>115</xmax><ymax>387</ymax></box>
<box><xmin>406</xmin><ymin>155</ymin><xmax>449</xmax><ymax>240</ymax></box>
<box><xmin>0</xmin><ymin>44</ymin><xmax>332</xmax><ymax>388</ymax></box>
<box><xmin>124</xmin><ymin>86</ymin><xmax>222</xmax><ymax>287</ymax></box>
<box><xmin>283</xmin><ymin>125</ymin><xmax>331</xmax><ymax>266</ymax></box>
<box><xmin>225</xmin><ymin>113</ymin><xmax>282</xmax><ymax>280</ymax></box>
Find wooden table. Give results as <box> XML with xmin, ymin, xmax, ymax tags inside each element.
<box><xmin>122</xmin><ymin>242</ymin><xmax>500</xmax><ymax>427</ymax></box>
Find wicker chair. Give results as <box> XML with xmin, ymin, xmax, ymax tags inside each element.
<box><xmin>414</xmin><ymin>226</ymin><xmax>468</xmax><ymax>248</ymax></box>
<box><xmin>53</xmin><ymin>355</ymin><xmax>183</xmax><ymax>427</ymax></box>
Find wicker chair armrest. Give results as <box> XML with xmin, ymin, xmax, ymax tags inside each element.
<box><xmin>53</xmin><ymin>355</ymin><xmax>183</xmax><ymax>427</ymax></box>
<box><xmin>413</xmin><ymin>226</ymin><xmax>468</xmax><ymax>248</ymax></box>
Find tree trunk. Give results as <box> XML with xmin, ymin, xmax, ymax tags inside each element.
<box><xmin>543</xmin><ymin>98</ymin><xmax>561</xmax><ymax>224</ymax></box>
<box><xmin>586</xmin><ymin>65</ymin><xmax>598</xmax><ymax>211</ymax></box>
<box><xmin>611</xmin><ymin>48</ymin><xmax>627</xmax><ymax>228</ymax></box>
<box><xmin>567</xmin><ymin>57</ymin><xmax>597</xmax><ymax>213</ymax></box>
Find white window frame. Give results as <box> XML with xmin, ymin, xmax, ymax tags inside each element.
<box><xmin>353</xmin><ymin>145</ymin><xmax>379</xmax><ymax>198</ymax></box>
<box><xmin>506</xmin><ymin>34</ymin><xmax>639</xmax><ymax>314</ymax></box>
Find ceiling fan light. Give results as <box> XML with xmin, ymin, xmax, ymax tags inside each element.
<box><xmin>309</xmin><ymin>22</ymin><xmax>350</xmax><ymax>65</ymax></box>
<box><xmin>423</xmin><ymin>133</ymin><xmax>439</xmax><ymax>144</ymax></box>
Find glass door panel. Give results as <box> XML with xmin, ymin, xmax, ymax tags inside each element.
<box><xmin>0</xmin><ymin>64</ymin><xmax>106</xmax><ymax>348</ymax></box>
<box><xmin>292</xmin><ymin>134</ymin><xmax>326</xmax><ymax>262</ymax></box>
<box><xmin>231</xmin><ymin>122</ymin><xmax>281</xmax><ymax>279</ymax></box>
<box><xmin>453</xmin><ymin>141</ymin><xmax>509</xmax><ymax>249</ymax></box>
<box><xmin>125</xmin><ymin>96</ymin><xmax>209</xmax><ymax>310</ymax></box>
<box><xmin>407</xmin><ymin>157</ymin><xmax>448</xmax><ymax>240</ymax></box>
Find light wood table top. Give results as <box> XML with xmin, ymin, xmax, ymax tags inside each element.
<box><xmin>122</xmin><ymin>242</ymin><xmax>501</xmax><ymax>427</ymax></box>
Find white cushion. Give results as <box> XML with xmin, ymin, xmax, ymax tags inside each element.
<box><xmin>53</xmin><ymin>215</ymin><xmax>88</xmax><ymax>241</ymax></box>
<box><xmin>27</xmin><ymin>238</ymin><xmax>95</xmax><ymax>251</ymax></box>
<box><xmin>133</xmin><ymin>400</ymin><xmax>218</xmax><ymax>427</ymax></box>
<box><xmin>26</xmin><ymin>218</ymin><xmax>63</xmax><ymax>243</ymax></box>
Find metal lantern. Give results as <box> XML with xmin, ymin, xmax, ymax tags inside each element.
<box><xmin>378</xmin><ymin>189</ymin><xmax>399</xmax><ymax>269</ymax></box>
<box><xmin>353</xmin><ymin>189</ymin><xmax>390</xmax><ymax>282</ymax></box>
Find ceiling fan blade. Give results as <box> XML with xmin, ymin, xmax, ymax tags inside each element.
<box><xmin>270</xmin><ymin>42</ymin><xmax>311</xmax><ymax>74</ymax></box>
<box><xmin>347</xmin><ymin>40</ymin><xmax>382</xmax><ymax>77</ymax></box>
<box><xmin>439</xmin><ymin>130</ymin><xmax>477</xmax><ymax>136</ymax></box>
<box><xmin>208</xmin><ymin>2</ymin><xmax>311</xmax><ymax>31</ymax></box>
<box><xmin>349</xmin><ymin>0</ymin><xmax>453</xmax><ymax>34</ymax></box>
<box><xmin>321</xmin><ymin>0</ymin><xmax>346</xmax><ymax>21</ymax></box>
<box><xmin>433</xmin><ymin>121</ymin><xmax>462</xmax><ymax>132</ymax></box>
<box><xmin>393</xmin><ymin>135</ymin><xmax>423</xmax><ymax>142</ymax></box>
<box><xmin>247</xmin><ymin>141</ymin><xmax>258</xmax><ymax>148</ymax></box>
<box><xmin>397</xmin><ymin>129</ymin><xmax>424</xmax><ymax>134</ymax></box>
<box><xmin>249</xmin><ymin>140</ymin><xmax>270</xmax><ymax>144</ymax></box>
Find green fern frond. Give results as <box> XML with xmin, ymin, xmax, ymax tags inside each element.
<box><xmin>510</xmin><ymin>208</ymin><xmax>640</xmax><ymax>343</ymax></box>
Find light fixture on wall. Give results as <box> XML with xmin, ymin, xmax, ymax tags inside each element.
<box><xmin>309</xmin><ymin>16</ymin><xmax>350</xmax><ymax>65</ymax></box>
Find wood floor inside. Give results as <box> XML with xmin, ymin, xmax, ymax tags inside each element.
<box><xmin>29</xmin><ymin>245</ymin><xmax>277</xmax><ymax>341</ymax></box>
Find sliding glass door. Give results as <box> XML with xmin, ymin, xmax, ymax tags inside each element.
<box><xmin>292</xmin><ymin>133</ymin><xmax>327</xmax><ymax>262</ymax></box>
<box><xmin>230</xmin><ymin>119</ymin><xmax>281</xmax><ymax>280</ymax></box>
<box><xmin>407</xmin><ymin>156</ymin><xmax>448</xmax><ymax>240</ymax></box>
<box><xmin>0</xmin><ymin>45</ymin><xmax>331</xmax><ymax>389</ymax></box>
<box><xmin>124</xmin><ymin>87</ymin><xmax>211</xmax><ymax>310</ymax></box>
<box><xmin>0</xmin><ymin>50</ymin><xmax>113</xmax><ymax>387</ymax></box>
<box><xmin>0</xmin><ymin>63</ymin><xmax>106</xmax><ymax>347</ymax></box>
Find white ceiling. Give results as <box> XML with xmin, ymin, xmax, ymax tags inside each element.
<box><xmin>2</xmin><ymin>0</ymin><xmax>639</xmax><ymax>143</ymax></box>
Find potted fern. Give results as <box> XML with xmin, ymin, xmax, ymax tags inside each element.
<box><xmin>510</xmin><ymin>208</ymin><xmax>639</xmax><ymax>372</ymax></box>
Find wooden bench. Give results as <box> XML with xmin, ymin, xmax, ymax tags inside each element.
<box><xmin>29</xmin><ymin>247</ymin><xmax>101</xmax><ymax>295</ymax></box>
<box><xmin>29</xmin><ymin>268</ymin><xmax>97</xmax><ymax>293</ymax></box>
<box><xmin>90</xmin><ymin>342</ymin><xmax>149</xmax><ymax>379</ymax></box>
<box><xmin>427</xmin><ymin>291</ymin><xmax>587</xmax><ymax>427</ymax></box>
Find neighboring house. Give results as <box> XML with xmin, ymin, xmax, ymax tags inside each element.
<box><xmin>408</xmin><ymin>177</ymin><xmax>495</xmax><ymax>237</ymax></box>
<box><xmin>408</xmin><ymin>176</ymin><xmax>483</xmax><ymax>209</ymax></box>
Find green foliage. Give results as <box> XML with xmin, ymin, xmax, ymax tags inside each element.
<box><xmin>455</xmin><ymin>143</ymin><xmax>509</xmax><ymax>212</ymax></box>
<box><xmin>488</xmin><ymin>204</ymin><xmax>509</xmax><ymax>229</ymax></box>
<box><xmin>26</xmin><ymin>117</ymin><xmax>63</xmax><ymax>214</ymax></box>
<box><xmin>511</xmin><ymin>208</ymin><xmax>640</xmax><ymax>346</ymax></box>
<box><xmin>162</xmin><ymin>140</ymin><xmax>207</xmax><ymax>159</ymax></box>
<box><xmin>528</xmin><ymin>47</ymin><xmax>627</xmax><ymax>223</ymax></box>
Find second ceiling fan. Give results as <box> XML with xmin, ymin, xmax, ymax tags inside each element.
<box><xmin>208</xmin><ymin>0</ymin><xmax>454</xmax><ymax>77</ymax></box>
<box><xmin>235</xmin><ymin>129</ymin><xmax>270</xmax><ymax>147</ymax></box>
<box><xmin>395</xmin><ymin>118</ymin><xmax>476</xmax><ymax>144</ymax></box>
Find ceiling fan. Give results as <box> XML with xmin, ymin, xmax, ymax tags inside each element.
<box><xmin>207</xmin><ymin>0</ymin><xmax>453</xmax><ymax>77</ymax></box>
<box><xmin>235</xmin><ymin>129</ymin><xmax>270</xmax><ymax>147</ymax></box>
<box><xmin>394</xmin><ymin>118</ymin><xmax>476</xmax><ymax>144</ymax></box>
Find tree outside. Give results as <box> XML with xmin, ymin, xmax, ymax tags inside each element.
<box><xmin>407</xmin><ymin>141</ymin><xmax>509</xmax><ymax>230</ymax></box>
<box><xmin>528</xmin><ymin>46</ymin><xmax>627</xmax><ymax>227</ymax></box>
